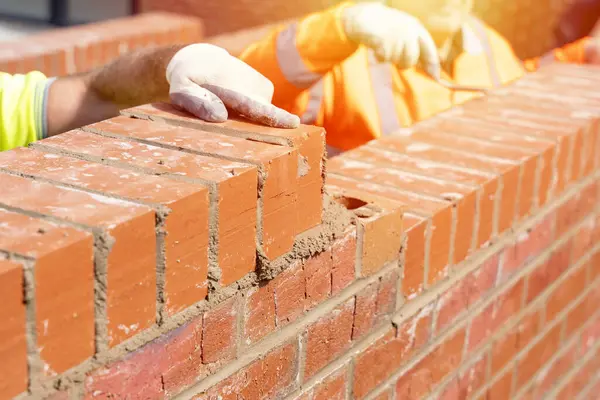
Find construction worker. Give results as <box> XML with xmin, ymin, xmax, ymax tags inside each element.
<box><xmin>240</xmin><ymin>0</ymin><xmax>600</xmax><ymax>156</ymax></box>
<box><xmin>0</xmin><ymin>43</ymin><xmax>300</xmax><ymax>152</ymax></box>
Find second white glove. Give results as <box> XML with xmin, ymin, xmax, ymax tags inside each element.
<box><xmin>342</xmin><ymin>2</ymin><xmax>441</xmax><ymax>79</ymax></box>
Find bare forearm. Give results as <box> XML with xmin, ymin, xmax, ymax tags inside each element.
<box><xmin>45</xmin><ymin>45</ymin><xmax>184</xmax><ymax>137</ymax></box>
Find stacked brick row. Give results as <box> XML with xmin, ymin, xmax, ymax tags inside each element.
<box><xmin>0</xmin><ymin>104</ymin><xmax>328</xmax><ymax>398</ymax></box>
<box><xmin>0</xmin><ymin>12</ymin><xmax>203</xmax><ymax>77</ymax></box>
<box><xmin>1</xmin><ymin>63</ymin><xmax>600</xmax><ymax>399</ymax></box>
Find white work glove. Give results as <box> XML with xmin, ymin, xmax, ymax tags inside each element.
<box><xmin>166</xmin><ymin>43</ymin><xmax>300</xmax><ymax>128</ymax></box>
<box><xmin>342</xmin><ymin>2</ymin><xmax>441</xmax><ymax>79</ymax></box>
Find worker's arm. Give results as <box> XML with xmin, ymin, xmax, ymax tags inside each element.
<box><xmin>523</xmin><ymin>36</ymin><xmax>598</xmax><ymax>71</ymax></box>
<box><xmin>240</xmin><ymin>1</ymin><xmax>439</xmax><ymax>107</ymax></box>
<box><xmin>0</xmin><ymin>43</ymin><xmax>300</xmax><ymax>152</ymax></box>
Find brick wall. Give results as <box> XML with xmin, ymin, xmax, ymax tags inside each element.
<box><xmin>1</xmin><ymin>63</ymin><xmax>600</xmax><ymax>399</ymax></box>
<box><xmin>0</xmin><ymin>12</ymin><xmax>203</xmax><ymax>77</ymax></box>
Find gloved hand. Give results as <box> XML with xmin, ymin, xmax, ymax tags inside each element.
<box><xmin>166</xmin><ymin>43</ymin><xmax>300</xmax><ymax>128</ymax></box>
<box><xmin>342</xmin><ymin>2</ymin><xmax>441</xmax><ymax>79</ymax></box>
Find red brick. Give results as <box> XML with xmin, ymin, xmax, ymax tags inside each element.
<box><xmin>579</xmin><ymin>314</ymin><xmax>600</xmax><ymax>356</ymax></box>
<box><xmin>86</xmin><ymin>314</ymin><xmax>205</xmax><ymax>398</ymax></box>
<box><xmin>243</xmin><ymin>284</ymin><xmax>276</xmax><ymax>346</ymax></box>
<box><xmin>161</xmin><ymin>318</ymin><xmax>204</xmax><ymax>395</ymax></box>
<box><xmin>571</xmin><ymin>216</ymin><xmax>597</xmax><ymax>263</ymax></box>
<box><xmin>327</xmin><ymin>174</ymin><xmax>452</xmax><ymax>291</ymax></box>
<box><xmin>435</xmin><ymin>253</ymin><xmax>498</xmax><ymax>333</ymax></box>
<box><xmin>354</xmin><ymin>305</ymin><xmax>433</xmax><ymax>399</ymax></box>
<box><xmin>86</xmin><ymin>339</ymin><xmax>169</xmax><ymax>398</ymax></box>
<box><xmin>0</xmin><ymin>146</ymin><xmax>210</xmax><ymax>316</ymax></box>
<box><xmin>344</xmin><ymin>145</ymin><xmax>498</xmax><ymax>262</ymax></box>
<box><xmin>556</xmin><ymin>181</ymin><xmax>598</xmax><ymax>234</ymax></box>
<box><xmin>546</xmin><ymin>262</ymin><xmax>587</xmax><ymax>323</ymax></box>
<box><xmin>371</xmin><ymin>134</ymin><xmax>518</xmax><ymax>249</ymax></box>
<box><xmin>86</xmin><ymin>116</ymin><xmax>299</xmax><ymax>260</ymax></box>
<box><xmin>556</xmin><ymin>351</ymin><xmax>600</xmax><ymax>400</ymax></box>
<box><xmin>0</xmin><ymin>258</ymin><xmax>27</xmax><ymax>398</ymax></box>
<box><xmin>531</xmin><ymin>342</ymin><xmax>576</xmax><ymax>399</ymax></box>
<box><xmin>0</xmin><ymin>173</ymin><xmax>155</xmax><ymax>348</ymax></box>
<box><xmin>123</xmin><ymin>102</ymin><xmax>325</xmax><ymax>234</ymax></box>
<box><xmin>304</xmin><ymin>249</ymin><xmax>332</xmax><ymax>309</ymax></box>
<box><xmin>304</xmin><ymin>298</ymin><xmax>355</xmax><ymax>379</ymax></box>
<box><xmin>353</xmin><ymin>202</ymin><xmax>403</xmax><ymax>277</ymax></box>
<box><xmin>526</xmin><ymin>240</ymin><xmax>572</xmax><ymax>304</ymax></box>
<box><xmin>272</xmin><ymin>262</ymin><xmax>306</xmax><ymax>326</ymax></box>
<box><xmin>32</xmin><ymin>130</ymin><xmax>257</xmax><ymax>286</ymax></box>
<box><xmin>312</xmin><ymin>366</ymin><xmax>347</xmax><ymax>400</ymax></box>
<box><xmin>516</xmin><ymin>323</ymin><xmax>562</xmax><ymax>389</ymax></box>
<box><xmin>352</xmin><ymin>282</ymin><xmax>379</xmax><ymax>341</ymax></box>
<box><xmin>395</xmin><ymin>328</ymin><xmax>465</xmax><ymax>399</ymax></box>
<box><xmin>461</xmin><ymin>91</ymin><xmax>582</xmax><ymax>197</ymax></box>
<box><xmin>491</xmin><ymin>310</ymin><xmax>541</xmax><ymax>376</ymax></box>
<box><xmin>411</xmin><ymin>123</ymin><xmax>539</xmax><ymax>222</ymax></box>
<box><xmin>435</xmin><ymin>110</ymin><xmax>557</xmax><ymax>208</ymax></box>
<box><xmin>402</xmin><ymin>213</ymin><xmax>427</xmax><ymax>298</ymax></box>
<box><xmin>375</xmin><ymin>269</ymin><xmax>398</xmax><ymax>322</ymax></box>
<box><xmin>352</xmin><ymin>270</ymin><xmax>398</xmax><ymax>340</ymax></box>
<box><xmin>0</xmin><ymin>209</ymin><xmax>95</xmax><ymax>377</ymax></box>
<box><xmin>457</xmin><ymin>352</ymin><xmax>488</xmax><ymax>399</ymax></box>
<box><xmin>353</xmin><ymin>330</ymin><xmax>408</xmax><ymax>400</ymax></box>
<box><xmin>202</xmin><ymin>297</ymin><xmax>238</xmax><ymax>364</ymax></box>
<box><xmin>565</xmin><ymin>288</ymin><xmax>599</xmax><ymax>337</ymax></box>
<box><xmin>499</xmin><ymin>214</ymin><xmax>554</xmax><ymax>281</ymax></box>
<box><xmin>197</xmin><ymin>342</ymin><xmax>298</xmax><ymax>400</ymax></box>
<box><xmin>331</xmin><ymin>229</ymin><xmax>357</xmax><ymax>294</ymax></box>
<box><xmin>487</xmin><ymin>369</ymin><xmax>514</xmax><ymax>400</ymax></box>
<box><xmin>468</xmin><ymin>278</ymin><xmax>525</xmax><ymax>352</ymax></box>
<box><xmin>330</xmin><ymin>155</ymin><xmax>473</xmax><ymax>277</ymax></box>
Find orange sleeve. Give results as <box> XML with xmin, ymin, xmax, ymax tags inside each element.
<box><xmin>523</xmin><ymin>36</ymin><xmax>590</xmax><ymax>72</ymax></box>
<box><xmin>239</xmin><ymin>2</ymin><xmax>358</xmax><ymax>107</ymax></box>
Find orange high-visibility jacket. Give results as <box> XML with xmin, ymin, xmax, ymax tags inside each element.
<box><xmin>240</xmin><ymin>2</ymin><xmax>590</xmax><ymax>153</ymax></box>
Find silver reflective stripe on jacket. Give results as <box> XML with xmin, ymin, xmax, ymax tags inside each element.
<box><xmin>368</xmin><ymin>51</ymin><xmax>402</xmax><ymax>136</ymax></box>
<box><xmin>275</xmin><ymin>22</ymin><xmax>323</xmax><ymax>89</ymax></box>
<box><xmin>467</xmin><ymin>17</ymin><xmax>502</xmax><ymax>87</ymax></box>
<box><xmin>300</xmin><ymin>78</ymin><xmax>324</xmax><ymax>125</ymax></box>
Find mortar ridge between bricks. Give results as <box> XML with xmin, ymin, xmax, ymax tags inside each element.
<box><xmin>497</xmin><ymin>307</ymin><xmax>600</xmax><ymax>400</ymax></box>
<box><xmin>81</xmin><ymin>125</ymin><xmax>272</xmax><ymax>254</ymax></box>
<box><xmin>30</xmin><ymin>141</ymin><xmax>224</xmax><ymax>287</ymax></box>
<box><xmin>327</xmin><ymin>172</ymin><xmax>453</xmax><ymax>205</ymax></box>
<box><xmin>174</xmin><ymin>262</ymin><xmax>399</xmax><ymax>398</ymax></box>
<box><xmin>368</xmin><ymin>255</ymin><xmax>600</xmax><ymax>400</ymax></box>
<box><xmin>121</xmin><ymin>111</ymin><xmax>294</xmax><ymax>147</ymax></box>
<box><xmin>0</xmin><ymin>158</ymin><xmax>199</xmax><ymax>327</ymax></box>
<box><xmin>512</xmin><ymin>312</ymin><xmax>599</xmax><ymax>399</ymax></box>
<box><xmin>341</xmin><ymin>153</ymin><xmax>480</xmax><ymax>190</ymax></box>
<box><xmin>366</xmin><ymin>145</ymin><xmax>498</xmax><ymax>178</ymax></box>
<box><xmin>398</xmin><ymin>171</ymin><xmax>600</xmax><ymax>318</ymax></box>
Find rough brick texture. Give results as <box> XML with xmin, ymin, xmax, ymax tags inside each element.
<box><xmin>0</xmin><ymin>12</ymin><xmax>203</xmax><ymax>76</ymax></box>
<box><xmin>2</xmin><ymin>63</ymin><xmax>600</xmax><ymax>400</ymax></box>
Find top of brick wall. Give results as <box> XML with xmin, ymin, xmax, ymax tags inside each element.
<box><xmin>0</xmin><ymin>12</ymin><xmax>204</xmax><ymax>76</ymax></box>
<box><xmin>2</xmin><ymin>62</ymin><xmax>600</xmax><ymax>398</ymax></box>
